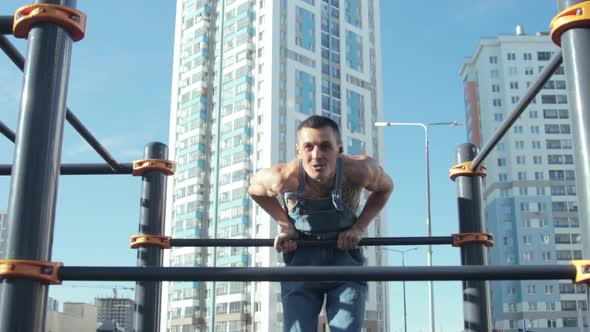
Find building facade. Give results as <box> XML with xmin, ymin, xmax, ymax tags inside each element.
<box><xmin>46</xmin><ymin>301</ymin><xmax>97</xmax><ymax>332</ymax></box>
<box><xmin>460</xmin><ymin>26</ymin><xmax>587</xmax><ymax>331</ymax></box>
<box><xmin>163</xmin><ymin>0</ymin><xmax>387</xmax><ymax>331</ymax></box>
<box><xmin>96</xmin><ymin>297</ymin><xmax>135</xmax><ymax>332</ymax></box>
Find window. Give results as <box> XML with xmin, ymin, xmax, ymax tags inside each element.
<box><xmin>507</xmin><ymin>52</ymin><xmax>516</xmax><ymax>60</ymax></box>
<box><xmin>497</xmin><ymin>158</ymin><xmax>506</xmax><ymax>166</ymax></box>
<box><xmin>533</xmin><ymin>156</ymin><xmax>543</xmax><ymax>164</ymax></box>
<box><xmin>516</xmin><ymin>156</ymin><xmax>526</xmax><ymax>165</ymax></box>
<box><xmin>489</xmin><ymin>55</ymin><xmax>498</xmax><ymax>64</ymax></box>
<box><xmin>494</xmin><ymin>113</ymin><xmax>504</xmax><ymax>121</ymax></box>
<box><xmin>537</xmin><ymin>51</ymin><xmax>551</xmax><ymax>61</ymax></box>
<box><xmin>492</xmin><ymin>98</ymin><xmax>502</xmax><ymax>107</ymax></box>
<box><xmin>510</xmin><ymin>81</ymin><xmax>519</xmax><ymax>89</ymax></box>
<box><xmin>491</xmin><ymin>84</ymin><xmax>500</xmax><ymax>92</ymax></box>
<box><xmin>523</xmin><ymin>52</ymin><xmax>532</xmax><ymax>60</ymax></box>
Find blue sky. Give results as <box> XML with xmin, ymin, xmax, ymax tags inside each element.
<box><xmin>0</xmin><ymin>1</ymin><xmax>560</xmax><ymax>331</ymax></box>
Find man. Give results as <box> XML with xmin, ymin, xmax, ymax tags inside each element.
<box><xmin>248</xmin><ymin>115</ymin><xmax>394</xmax><ymax>332</ymax></box>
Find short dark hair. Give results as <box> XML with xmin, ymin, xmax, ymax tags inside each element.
<box><xmin>297</xmin><ymin>115</ymin><xmax>342</xmax><ymax>145</ymax></box>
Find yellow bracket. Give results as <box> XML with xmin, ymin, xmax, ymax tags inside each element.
<box><xmin>551</xmin><ymin>2</ymin><xmax>590</xmax><ymax>46</ymax></box>
<box><xmin>571</xmin><ymin>260</ymin><xmax>590</xmax><ymax>283</ymax></box>
<box><xmin>13</xmin><ymin>4</ymin><xmax>86</xmax><ymax>42</ymax></box>
<box><xmin>130</xmin><ymin>235</ymin><xmax>171</xmax><ymax>249</ymax></box>
<box><xmin>449</xmin><ymin>161</ymin><xmax>487</xmax><ymax>181</ymax></box>
<box><xmin>451</xmin><ymin>233</ymin><xmax>494</xmax><ymax>247</ymax></box>
<box><xmin>0</xmin><ymin>260</ymin><xmax>63</xmax><ymax>284</ymax></box>
<box><xmin>132</xmin><ymin>159</ymin><xmax>176</xmax><ymax>177</ymax></box>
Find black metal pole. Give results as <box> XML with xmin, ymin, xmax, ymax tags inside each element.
<box><xmin>0</xmin><ymin>1</ymin><xmax>76</xmax><ymax>331</ymax></box>
<box><xmin>56</xmin><ymin>265</ymin><xmax>577</xmax><ymax>282</ymax></box>
<box><xmin>0</xmin><ymin>163</ymin><xmax>133</xmax><ymax>175</ymax></box>
<box><xmin>470</xmin><ymin>52</ymin><xmax>563</xmax><ymax>171</ymax></box>
<box><xmin>170</xmin><ymin>236</ymin><xmax>453</xmax><ymax>247</ymax></box>
<box><xmin>0</xmin><ymin>35</ymin><xmax>123</xmax><ymax>172</ymax></box>
<box><xmin>134</xmin><ymin>143</ymin><xmax>168</xmax><ymax>332</ymax></box>
<box><xmin>558</xmin><ymin>0</ymin><xmax>590</xmax><ymax>261</ymax></box>
<box><xmin>0</xmin><ymin>121</ymin><xmax>15</xmax><ymax>143</ymax></box>
<box><xmin>0</xmin><ymin>16</ymin><xmax>11</xmax><ymax>35</ymax></box>
<box><xmin>557</xmin><ymin>1</ymin><xmax>590</xmax><ymax>330</ymax></box>
<box><xmin>455</xmin><ymin>144</ymin><xmax>491</xmax><ymax>332</ymax></box>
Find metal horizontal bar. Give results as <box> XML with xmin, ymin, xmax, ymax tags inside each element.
<box><xmin>471</xmin><ymin>52</ymin><xmax>563</xmax><ymax>170</ymax></box>
<box><xmin>58</xmin><ymin>265</ymin><xmax>577</xmax><ymax>282</ymax></box>
<box><xmin>0</xmin><ymin>121</ymin><xmax>15</xmax><ymax>142</ymax></box>
<box><xmin>0</xmin><ymin>16</ymin><xmax>11</xmax><ymax>35</ymax></box>
<box><xmin>0</xmin><ymin>163</ymin><xmax>133</xmax><ymax>175</ymax></box>
<box><xmin>169</xmin><ymin>236</ymin><xmax>453</xmax><ymax>247</ymax></box>
<box><xmin>0</xmin><ymin>35</ymin><xmax>123</xmax><ymax>172</ymax></box>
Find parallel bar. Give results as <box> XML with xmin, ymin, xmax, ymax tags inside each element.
<box><xmin>455</xmin><ymin>144</ymin><xmax>491</xmax><ymax>332</ymax></box>
<box><xmin>0</xmin><ymin>121</ymin><xmax>15</xmax><ymax>142</ymax></box>
<box><xmin>470</xmin><ymin>52</ymin><xmax>563</xmax><ymax>170</ymax></box>
<box><xmin>134</xmin><ymin>143</ymin><xmax>168</xmax><ymax>332</ymax></box>
<box><xmin>0</xmin><ymin>16</ymin><xmax>11</xmax><ymax>35</ymax></box>
<box><xmin>0</xmin><ymin>35</ymin><xmax>123</xmax><ymax>171</ymax></box>
<box><xmin>58</xmin><ymin>265</ymin><xmax>577</xmax><ymax>282</ymax></box>
<box><xmin>0</xmin><ymin>35</ymin><xmax>24</xmax><ymax>71</ymax></box>
<box><xmin>0</xmin><ymin>1</ymin><xmax>76</xmax><ymax>331</ymax></box>
<box><xmin>170</xmin><ymin>236</ymin><xmax>453</xmax><ymax>247</ymax></box>
<box><xmin>0</xmin><ymin>163</ymin><xmax>133</xmax><ymax>175</ymax></box>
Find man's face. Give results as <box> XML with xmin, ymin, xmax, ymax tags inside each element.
<box><xmin>296</xmin><ymin>126</ymin><xmax>342</xmax><ymax>183</ymax></box>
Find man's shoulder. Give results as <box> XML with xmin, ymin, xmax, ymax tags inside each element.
<box><xmin>342</xmin><ymin>154</ymin><xmax>377</xmax><ymax>186</ymax></box>
<box><xmin>264</xmin><ymin>159</ymin><xmax>299</xmax><ymax>193</ymax></box>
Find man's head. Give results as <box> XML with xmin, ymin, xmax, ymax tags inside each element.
<box><xmin>296</xmin><ymin>115</ymin><xmax>343</xmax><ymax>183</ymax></box>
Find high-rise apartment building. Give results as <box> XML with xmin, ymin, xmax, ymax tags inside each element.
<box><xmin>460</xmin><ymin>26</ymin><xmax>586</xmax><ymax>331</ymax></box>
<box><xmin>96</xmin><ymin>297</ymin><xmax>135</xmax><ymax>332</ymax></box>
<box><xmin>163</xmin><ymin>0</ymin><xmax>387</xmax><ymax>331</ymax></box>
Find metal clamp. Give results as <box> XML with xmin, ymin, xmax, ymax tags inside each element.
<box><xmin>449</xmin><ymin>161</ymin><xmax>487</xmax><ymax>181</ymax></box>
<box><xmin>13</xmin><ymin>4</ymin><xmax>87</xmax><ymax>42</ymax></box>
<box><xmin>132</xmin><ymin>159</ymin><xmax>175</xmax><ymax>177</ymax></box>
<box><xmin>451</xmin><ymin>233</ymin><xmax>494</xmax><ymax>247</ymax></box>
<box><xmin>0</xmin><ymin>260</ymin><xmax>63</xmax><ymax>284</ymax></box>
<box><xmin>130</xmin><ymin>235</ymin><xmax>171</xmax><ymax>249</ymax></box>
<box><xmin>571</xmin><ymin>260</ymin><xmax>590</xmax><ymax>283</ymax></box>
<box><xmin>551</xmin><ymin>2</ymin><xmax>590</xmax><ymax>46</ymax></box>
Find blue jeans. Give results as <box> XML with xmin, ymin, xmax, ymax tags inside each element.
<box><xmin>281</xmin><ymin>247</ymin><xmax>367</xmax><ymax>332</ymax></box>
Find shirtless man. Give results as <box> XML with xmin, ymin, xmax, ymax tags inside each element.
<box><xmin>248</xmin><ymin>115</ymin><xmax>394</xmax><ymax>332</ymax></box>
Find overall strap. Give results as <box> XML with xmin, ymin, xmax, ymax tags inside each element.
<box><xmin>296</xmin><ymin>158</ymin><xmax>306</xmax><ymax>195</ymax></box>
<box><xmin>332</xmin><ymin>156</ymin><xmax>343</xmax><ymax>211</ymax></box>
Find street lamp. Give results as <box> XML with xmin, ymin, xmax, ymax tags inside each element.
<box><xmin>374</xmin><ymin>121</ymin><xmax>464</xmax><ymax>332</ymax></box>
<box><xmin>383</xmin><ymin>247</ymin><xmax>419</xmax><ymax>332</ymax></box>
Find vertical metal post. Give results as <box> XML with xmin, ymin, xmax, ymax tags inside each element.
<box><xmin>0</xmin><ymin>1</ymin><xmax>76</xmax><ymax>331</ymax></box>
<box><xmin>558</xmin><ymin>0</ymin><xmax>590</xmax><ymax>274</ymax></box>
<box><xmin>134</xmin><ymin>143</ymin><xmax>168</xmax><ymax>332</ymax></box>
<box><xmin>425</xmin><ymin>125</ymin><xmax>435</xmax><ymax>332</ymax></box>
<box><xmin>454</xmin><ymin>144</ymin><xmax>491</xmax><ymax>332</ymax></box>
<box><xmin>401</xmin><ymin>254</ymin><xmax>408</xmax><ymax>332</ymax></box>
<box><xmin>557</xmin><ymin>1</ymin><xmax>590</xmax><ymax>330</ymax></box>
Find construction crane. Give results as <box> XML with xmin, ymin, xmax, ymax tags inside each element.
<box><xmin>61</xmin><ymin>284</ymin><xmax>135</xmax><ymax>299</ymax></box>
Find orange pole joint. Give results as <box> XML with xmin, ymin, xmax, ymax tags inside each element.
<box><xmin>451</xmin><ymin>233</ymin><xmax>494</xmax><ymax>247</ymax></box>
<box><xmin>550</xmin><ymin>2</ymin><xmax>590</xmax><ymax>46</ymax></box>
<box><xmin>571</xmin><ymin>260</ymin><xmax>590</xmax><ymax>283</ymax></box>
<box><xmin>449</xmin><ymin>161</ymin><xmax>487</xmax><ymax>181</ymax></box>
<box><xmin>0</xmin><ymin>260</ymin><xmax>63</xmax><ymax>284</ymax></box>
<box><xmin>13</xmin><ymin>4</ymin><xmax>87</xmax><ymax>42</ymax></box>
<box><xmin>130</xmin><ymin>235</ymin><xmax>171</xmax><ymax>249</ymax></box>
<box><xmin>132</xmin><ymin>159</ymin><xmax>176</xmax><ymax>177</ymax></box>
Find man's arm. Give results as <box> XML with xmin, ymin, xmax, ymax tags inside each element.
<box><xmin>354</xmin><ymin>158</ymin><xmax>394</xmax><ymax>231</ymax></box>
<box><xmin>338</xmin><ymin>157</ymin><xmax>394</xmax><ymax>250</ymax></box>
<box><xmin>248</xmin><ymin>166</ymin><xmax>298</xmax><ymax>252</ymax></box>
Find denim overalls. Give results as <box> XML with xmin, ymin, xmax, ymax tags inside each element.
<box><xmin>281</xmin><ymin>157</ymin><xmax>367</xmax><ymax>332</ymax></box>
